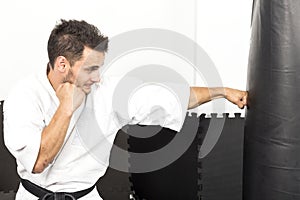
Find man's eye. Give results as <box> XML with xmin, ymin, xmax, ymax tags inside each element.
<box><xmin>85</xmin><ymin>68</ymin><xmax>95</xmax><ymax>73</ymax></box>
<box><xmin>85</xmin><ymin>66</ymin><xmax>99</xmax><ymax>72</ymax></box>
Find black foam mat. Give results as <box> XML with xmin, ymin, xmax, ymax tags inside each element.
<box><xmin>0</xmin><ymin>101</ymin><xmax>19</xmax><ymax>193</ymax></box>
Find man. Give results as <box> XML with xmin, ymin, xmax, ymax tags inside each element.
<box><xmin>4</xmin><ymin>19</ymin><xmax>247</xmax><ymax>199</ymax></box>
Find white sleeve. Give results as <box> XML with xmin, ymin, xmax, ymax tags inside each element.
<box><xmin>3</xmin><ymin>90</ymin><xmax>43</xmax><ymax>174</ymax></box>
<box><xmin>128</xmin><ymin>83</ymin><xmax>190</xmax><ymax>132</ymax></box>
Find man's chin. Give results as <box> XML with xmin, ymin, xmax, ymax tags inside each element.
<box><xmin>83</xmin><ymin>89</ymin><xmax>91</xmax><ymax>94</ymax></box>
<box><xmin>82</xmin><ymin>86</ymin><xmax>92</xmax><ymax>94</ymax></box>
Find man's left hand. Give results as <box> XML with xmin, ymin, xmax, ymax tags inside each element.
<box><xmin>224</xmin><ymin>88</ymin><xmax>248</xmax><ymax>109</ymax></box>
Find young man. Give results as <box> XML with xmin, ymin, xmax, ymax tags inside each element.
<box><xmin>4</xmin><ymin>19</ymin><xmax>247</xmax><ymax>199</ymax></box>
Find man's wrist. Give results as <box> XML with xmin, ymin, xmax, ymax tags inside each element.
<box><xmin>223</xmin><ymin>87</ymin><xmax>229</xmax><ymax>99</ymax></box>
<box><xmin>58</xmin><ymin>103</ymin><xmax>73</xmax><ymax>117</ymax></box>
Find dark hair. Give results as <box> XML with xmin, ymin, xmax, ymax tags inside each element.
<box><xmin>47</xmin><ymin>19</ymin><xmax>108</xmax><ymax>68</ymax></box>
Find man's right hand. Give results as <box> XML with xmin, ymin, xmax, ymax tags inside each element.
<box><xmin>56</xmin><ymin>83</ymin><xmax>86</xmax><ymax>114</ymax></box>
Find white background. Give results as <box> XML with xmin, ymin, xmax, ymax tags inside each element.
<box><xmin>0</xmin><ymin>0</ymin><xmax>252</xmax><ymax>116</ymax></box>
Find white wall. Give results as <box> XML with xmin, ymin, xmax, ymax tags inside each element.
<box><xmin>195</xmin><ymin>0</ymin><xmax>252</xmax><ymax>116</ymax></box>
<box><xmin>0</xmin><ymin>0</ymin><xmax>252</xmax><ymax>115</ymax></box>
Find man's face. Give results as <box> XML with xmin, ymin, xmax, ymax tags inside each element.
<box><xmin>65</xmin><ymin>47</ymin><xmax>105</xmax><ymax>94</ymax></box>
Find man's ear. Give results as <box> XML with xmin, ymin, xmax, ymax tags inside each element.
<box><xmin>55</xmin><ymin>56</ymin><xmax>69</xmax><ymax>73</ymax></box>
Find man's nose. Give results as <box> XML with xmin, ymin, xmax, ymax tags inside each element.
<box><xmin>91</xmin><ymin>71</ymin><xmax>101</xmax><ymax>83</ymax></box>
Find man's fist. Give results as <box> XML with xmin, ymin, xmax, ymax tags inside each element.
<box><xmin>224</xmin><ymin>88</ymin><xmax>248</xmax><ymax>109</ymax></box>
<box><xmin>56</xmin><ymin>83</ymin><xmax>86</xmax><ymax>114</ymax></box>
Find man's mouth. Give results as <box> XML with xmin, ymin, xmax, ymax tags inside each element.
<box><xmin>84</xmin><ymin>84</ymin><xmax>93</xmax><ymax>89</ymax></box>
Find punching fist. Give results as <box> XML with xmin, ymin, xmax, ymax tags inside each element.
<box><xmin>224</xmin><ymin>87</ymin><xmax>248</xmax><ymax>109</ymax></box>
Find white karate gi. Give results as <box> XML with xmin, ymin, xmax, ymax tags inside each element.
<box><xmin>4</xmin><ymin>70</ymin><xmax>189</xmax><ymax>199</ymax></box>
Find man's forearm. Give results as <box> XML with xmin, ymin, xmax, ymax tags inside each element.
<box><xmin>188</xmin><ymin>87</ymin><xmax>248</xmax><ymax>109</ymax></box>
<box><xmin>32</xmin><ymin>105</ymin><xmax>72</xmax><ymax>173</ymax></box>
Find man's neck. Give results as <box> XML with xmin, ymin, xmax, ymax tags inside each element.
<box><xmin>47</xmin><ymin>69</ymin><xmax>62</xmax><ymax>92</ymax></box>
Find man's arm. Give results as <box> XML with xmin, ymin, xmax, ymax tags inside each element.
<box><xmin>32</xmin><ymin>83</ymin><xmax>85</xmax><ymax>173</ymax></box>
<box><xmin>188</xmin><ymin>87</ymin><xmax>248</xmax><ymax>109</ymax></box>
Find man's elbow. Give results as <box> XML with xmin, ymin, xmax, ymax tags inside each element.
<box><xmin>188</xmin><ymin>101</ymin><xmax>198</xmax><ymax>109</ymax></box>
<box><xmin>32</xmin><ymin>160</ymin><xmax>48</xmax><ymax>174</ymax></box>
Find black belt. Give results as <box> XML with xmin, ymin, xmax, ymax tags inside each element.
<box><xmin>21</xmin><ymin>179</ymin><xmax>95</xmax><ymax>200</ymax></box>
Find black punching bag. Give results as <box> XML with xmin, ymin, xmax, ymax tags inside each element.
<box><xmin>244</xmin><ymin>0</ymin><xmax>300</xmax><ymax>199</ymax></box>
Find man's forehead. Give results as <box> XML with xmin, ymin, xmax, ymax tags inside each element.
<box><xmin>83</xmin><ymin>50</ymin><xmax>105</xmax><ymax>65</ymax></box>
